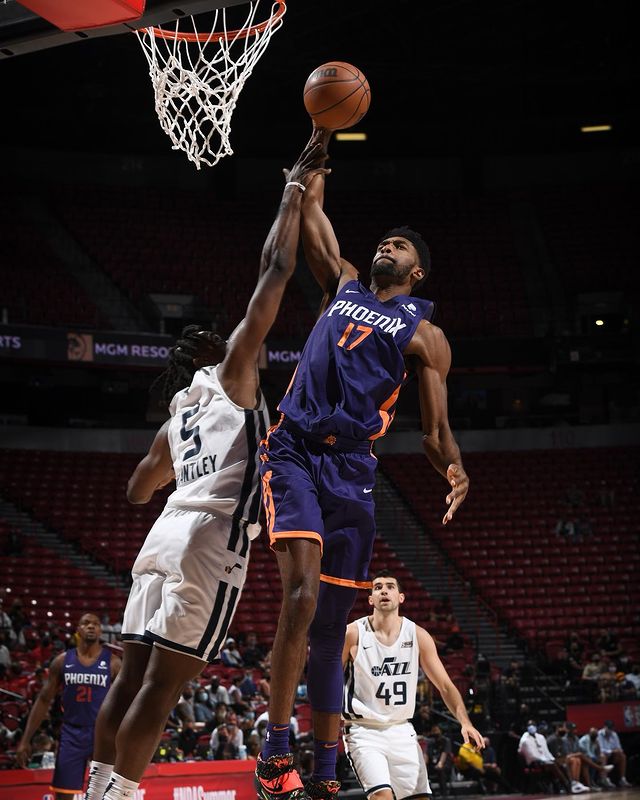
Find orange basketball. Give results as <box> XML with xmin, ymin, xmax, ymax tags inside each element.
<box><xmin>303</xmin><ymin>61</ymin><xmax>371</xmax><ymax>131</ymax></box>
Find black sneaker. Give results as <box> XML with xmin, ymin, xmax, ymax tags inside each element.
<box><xmin>255</xmin><ymin>753</ymin><xmax>311</xmax><ymax>800</ymax></box>
<box><xmin>304</xmin><ymin>779</ymin><xmax>341</xmax><ymax>799</ymax></box>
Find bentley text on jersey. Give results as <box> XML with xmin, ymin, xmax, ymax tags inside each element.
<box><xmin>177</xmin><ymin>454</ymin><xmax>217</xmax><ymax>486</ymax></box>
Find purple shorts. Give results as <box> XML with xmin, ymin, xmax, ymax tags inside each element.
<box><xmin>51</xmin><ymin>723</ymin><xmax>93</xmax><ymax>793</ymax></box>
<box><xmin>260</xmin><ymin>421</ymin><xmax>377</xmax><ymax>588</ymax></box>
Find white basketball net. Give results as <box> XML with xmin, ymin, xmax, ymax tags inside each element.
<box><xmin>135</xmin><ymin>1</ymin><xmax>285</xmax><ymax>170</ymax></box>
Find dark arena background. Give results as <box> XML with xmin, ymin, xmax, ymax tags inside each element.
<box><xmin>0</xmin><ymin>1</ymin><xmax>639</xmax><ymax>799</ymax></box>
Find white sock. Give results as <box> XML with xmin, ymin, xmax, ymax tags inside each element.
<box><xmin>84</xmin><ymin>761</ymin><xmax>114</xmax><ymax>800</ymax></box>
<box><xmin>102</xmin><ymin>772</ymin><xmax>140</xmax><ymax>800</ymax></box>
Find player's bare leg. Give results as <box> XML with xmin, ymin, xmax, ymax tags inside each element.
<box><xmin>85</xmin><ymin>642</ymin><xmax>152</xmax><ymax>800</ymax></box>
<box><xmin>101</xmin><ymin>646</ymin><xmax>204</xmax><ymax>800</ymax></box>
<box><xmin>256</xmin><ymin>538</ymin><xmax>321</xmax><ymax>800</ymax></box>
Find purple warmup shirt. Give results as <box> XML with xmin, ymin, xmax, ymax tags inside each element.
<box><xmin>278</xmin><ymin>280</ymin><xmax>434</xmax><ymax>442</ymax></box>
<box><xmin>61</xmin><ymin>646</ymin><xmax>112</xmax><ymax>727</ymax></box>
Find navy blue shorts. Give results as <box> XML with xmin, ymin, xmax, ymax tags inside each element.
<box><xmin>260</xmin><ymin>422</ymin><xmax>377</xmax><ymax>588</ymax></box>
<box><xmin>51</xmin><ymin>723</ymin><xmax>93</xmax><ymax>793</ymax></box>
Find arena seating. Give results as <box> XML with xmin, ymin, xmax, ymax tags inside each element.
<box><xmin>380</xmin><ymin>446</ymin><xmax>640</xmax><ymax>658</ymax></box>
<box><xmin>0</xmin><ymin>449</ymin><xmax>469</xmax><ymax>671</ymax></box>
<box><xmin>533</xmin><ymin>182</ymin><xmax>640</xmax><ymax>296</ymax></box>
<box><xmin>49</xmin><ymin>184</ymin><xmax>317</xmax><ymax>339</ymax></box>
<box><xmin>0</xmin><ymin>198</ymin><xmax>107</xmax><ymax>329</ymax></box>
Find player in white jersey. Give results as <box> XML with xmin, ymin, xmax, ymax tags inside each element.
<box><xmin>83</xmin><ymin>136</ymin><xmax>331</xmax><ymax>800</ymax></box>
<box><xmin>341</xmin><ymin>571</ymin><xmax>484</xmax><ymax>800</ymax></box>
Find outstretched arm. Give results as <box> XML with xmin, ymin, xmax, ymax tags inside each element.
<box><xmin>405</xmin><ymin>320</ymin><xmax>469</xmax><ymax>524</ymax></box>
<box><xmin>416</xmin><ymin>627</ymin><xmax>484</xmax><ymax>749</ymax></box>
<box><xmin>218</xmin><ymin>138</ymin><xmax>330</xmax><ymax>408</ymax></box>
<box><xmin>126</xmin><ymin>420</ymin><xmax>174</xmax><ymax>504</ymax></box>
<box><xmin>299</xmin><ymin>127</ymin><xmax>358</xmax><ymax>308</ymax></box>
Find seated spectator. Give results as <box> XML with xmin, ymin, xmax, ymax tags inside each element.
<box><xmin>6</xmin><ymin>661</ymin><xmax>29</xmax><ymax>697</ymax></box>
<box><xmin>481</xmin><ymin>735</ymin><xmax>515</xmax><ymax>793</ymax></box>
<box><xmin>566</xmin><ymin>722</ymin><xmax>614</xmax><ymax>789</ymax></box>
<box><xmin>444</xmin><ymin>624</ymin><xmax>465</xmax><ymax>653</ymax></box>
<box><xmin>597</xmin><ymin>720</ymin><xmax>632</xmax><ymax>787</ymax></box>
<box><xmin>239</xmin><ymin>667</ymin><xmax>257</xmax><ymax>700</ymax></box>
<box><xmin>0</xmin><ymin>598</ymin><xmax>17</xmax><ymax>646</ymax></box>
<box><xmin>548</xmin><ymin>647</ymin><xmax>581</xmax><ymax>687</ymax></box>
<box><xmin>257</xmin><ymin>668</ymin><xmax>270</xmax><ymax>700</ymax></box>
<box><xmin>565</xmin><ymin>631</ymin><xmax>585</xmax><ymax>663</ymax></box>
<box><xmin>598</xmin><ymin>663</ymin><xmax>621</xmax><ymax>703</ymax></box>
<box><xmin>240</xmin><ymin>631</ymin><xmax>265</xmax><ymax>668</ymax></box>
<box><xmin>427</xmin><ymin>724</ymin><xmax>454</xmax><ymax>796</ymax></box>
<box><xmin>517</xmin><ymin>720</ymin><xmax>575</xmax><ymax>794</ymax></box>
<box><xmin>581</xmin><ymin>654</ymin><xmax>602</xmax><ymax>700</ymax></box>
<box><xmin>546</xmin><ymin>722</ymin><xmax>590</xmax><ymax>792</ymax></box>
<box><xmin>210</xmin><ymin>710</ymin><xmax>244</xmax><ymax>758</ymax></box>
<box><xmin>625</xmin><ymin>663</ymin><xmax>640</xmax><ymax>697</ymax></box>
<box><xmin>595</xmin><ymin>628</ymin><xmax>622</xmax><ymax>661</ymax></box>
<box><xmin>228</xmin><ymin>675</ymin><xmax>246</xmax><ymax>711</ymax></box>
<box><xmin>579</xmin><ymin>726</ymin><xmax>615</xmax><ymax>789</ymax></box>
<box><xmin>194</xmin><ymin>687</ymin><xmax>216</xmax><ymax>730</ymax></box>
<box><xmin>412</xmin><ymin>704</ymin><xmax>433</xmax><ymax>737</ymax></box>
<box><xmin>0</xmin><ymin>631</ymin><xmax>11</xmax><ymax>669</ymax></box>
<box><xmin>26</xmin><ymin>666</ymin><xmax>46</xmax><ymax>702</ymax></box>
<box><xmin>220</xmin><ymin>637</ymin><xmax>244</xmax><ymax>667</ymax></box>
<box><xmin>28</xmin><ymin>732</ymin><xmax>56</xmax><ymax>768</ymax></box>
<box><xmin>208</xmin><ymin>676</ymin><xmax>231</xmax><ymax>706</ymax></box>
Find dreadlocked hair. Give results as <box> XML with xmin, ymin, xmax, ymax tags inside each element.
<box><xmin>151</xmin><ymin>324</ymin><xmax>224</xmax><ymax>408</ymax></box>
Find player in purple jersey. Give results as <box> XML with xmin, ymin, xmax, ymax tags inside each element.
<box><xmin>15</xmin><ymin>613</ymin><xmax>121</xmax><ymax>799</ymax></box>
<box><xmin>255</xmin><ymin>128</ymin><xmax>470</xmax><ymax>800</ymax></box>
<box><xmin>80</xmin><ymin>139</ymin><xmax>330</xmax><ymax>800</ymax></box>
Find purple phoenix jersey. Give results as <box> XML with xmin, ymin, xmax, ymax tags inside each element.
<box><xmin>61</xmin><ymin>646</ymin><xmax>112</xmax><ymax>727</ymax></box>
<box><xmin>278</xmin><ymin>280</ymin><xmax>435</xmax><ymax>442</ymax></box>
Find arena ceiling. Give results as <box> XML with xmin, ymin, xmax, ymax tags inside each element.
<box><xmin>0</xmin><ymin>0</ymin><xmax>638</xmax><ymax>161</ymax></box>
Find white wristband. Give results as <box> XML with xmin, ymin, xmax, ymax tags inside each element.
<box><xmin>285</xmin><ymin>181</ymin><xmax>306</xmax><ymax>193</ymax></box>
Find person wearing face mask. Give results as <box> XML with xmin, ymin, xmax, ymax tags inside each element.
<box><xmin>579</xmin><ymin>727</ymin><xmax>615</xmax><ymax>789</ymax></box>
<box><xmin>194</xmin><ymin>688</ymin><xmax>215</xmax><ymax>730</ymax></box>
<box><xmin>518</xmin><ymin>720</ymin><xmax>577</xmax><ymax>793</ymax></box>
<box><xmin>546</xmin><ymin>723</ymin><xmax>590</xmax><ymax>793</ymax></box>
<box><xmin>597</xmin><ymin>721</ymin><xmax>632</xmax><ymax>787</ymax></box>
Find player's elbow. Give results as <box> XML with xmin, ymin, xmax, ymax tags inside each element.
<box><xmin>126</xmin><ymin>481</ymin><xmax>149</xmax><ymax>505</ymax></box>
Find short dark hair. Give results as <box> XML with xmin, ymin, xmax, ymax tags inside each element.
<box><xmin>369</xmin><ymin>570</ymin><xmax>403</xmax><ymax>594</ymax></box>
<box><xmin>379</xmin><ymin>225</ymin><xmax>431</xmax><ymax>290</ymax></box>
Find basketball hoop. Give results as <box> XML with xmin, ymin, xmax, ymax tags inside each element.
<box><xmin>135</xmin><ymin>1</ymin><xmax>286</xmax><ymax>170</ymax></box>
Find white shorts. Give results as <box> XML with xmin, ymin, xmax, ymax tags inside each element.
<box><xmin>343</xmin><ymin>721</ymin><xmax>431</xmax><ymax>799</ymax></box>
<box><xmin>121</xmin><ymin>506</ymin><xmax>250</xmax><ymax>662</ymax></box>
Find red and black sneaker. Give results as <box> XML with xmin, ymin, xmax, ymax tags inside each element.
<box><xmin>304</xmin><ymin>779</ymin><xmax>341</xmax><ymax>799</ymax></box>
<box><xmin>255</xmin><ymin>753</ymin><xmax>311</xmax><ymax>800</ymax></box>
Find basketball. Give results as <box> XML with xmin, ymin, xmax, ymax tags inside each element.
<box><xmin>303</xmin><ymin>61</ymin><xmax>371</xmax><ymax>131</ymax></box>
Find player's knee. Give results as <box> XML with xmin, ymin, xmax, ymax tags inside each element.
<box><xmin>281</xmin><ymin>583</ymin><xmax>318</xmax><ymax>628</ymax></box>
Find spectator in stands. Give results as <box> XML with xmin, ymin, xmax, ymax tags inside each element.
<box><xmin>546</xmin><ymin>722</ymin><xmax>590</xmax><ymax>792</ymax></box>
<box><xmin>174</xmin><ymin>684</ymin><xmax>197</xmax><ymax>728</ymax></box>
<box><xmin>239</xmin><ymin>667</ymin><xmax>258</xmax><ymax>701</ymax></box>
<box><xmin>8</xmin><ymin>597</ymin><xmax>28</xmax><ymax>642</ymax></box>
<box><xmin>412</xmin><ymin>703</ymin><xmax>433</xmax><ymax>736</ymax></box>
<box><xmin>595</xmin><ymin>628</ymin><xmax>622</xmax><ymax>661</ymax></box>
<box><xmin>548</xmin><ymin>646</ymin><xmax>582</xmax><ymax>687</ymax></box>
<box><xmin>427</xmin><ymin>724</ymin><xmax>454</xmax><ymax>796</ymax></box>
<box><xmin>579</xmin><ymin>727</ymin><xmax>615</xmax><ymax>789</ymax></box>
<box><xmin>210</xmin><ymin>710</ymin><xmax>244</xmax><ymax>759</ymax></box>
<box><xmin>0</xmin><ymin>597</ymin><xmax>17</xmax><ymax>646</ymax></box>
<box><xmin>444</xmin><ymin>624</ymin><xmax>465</xmax><ymax>653</ymax></box>
<box><xmin>517</xmin><ymin>720</ymin><xmax>576</xmax><ymax>794</ymax></box>
<box><xmin>99</xmin><ymin>614</ymin><xmax>122</xmax><ymax>645</ymax></box>
<box><xmin>228</xmin><ymin>675</ymin><xmax>247</xmax><ymax>711</ymax></box>
<box><xmin>491</xmin><ymin>672</ymin><xmax>520</xmax><ymax>732</ymax></box>
<box><xmin>220</xmin><ymin>637</ymin><xmax>244</xmax><ymax>667</ymax></box>
<box><xmin>565</xmin><ymin>631</ymin><xmax>585</xmax><ymax>664</ymax></box>
<box><xmin>213</xmin><ymin>701</ymin><xmax>229</xmax><ymax>727</ymax></box>
<box><xmin>258</xmin><ymin>668</ymin><xmax>270</xmax><ymax>700</ymax></box>
<box><xmin>82</xmin><ymin>139</ymin><xmax>330</xmax><ymax>800</ymax></box>
<box><xmin>597</xmin><ymin>720</ymin><xmax>632</xmax><ymax>787</ymax></box>
<box><xmin>625</xmin><ymin>663</ymin><xmax>640</xmax><ymax>697</ymax></box>
<box><xmin>581</xmin><ymin>653</ymin><xmax>602</xmax><ymax>700</ymax></box>
<box><xmin>193</xmin><ymin>687</ymin><xmax>215</xmax><ymax>730</ymax></box>
<box><xmin>565</xmin><ymin>722</ymin><xmax>614</xmax><ymax>789</ymax></box>
<box><xmin>28</xmin><ymin>732</ymin><xmax>56</xmax><ymax>769</ymax></box>
<box><xmin>481</xmin><ymin>735</ymin><xmax>515</xmax><ymax>793</ymax></box>
<box><xmin>598</xmin><ymin>663</ymin><xmax>621</xmax><ymax>703</ymax></box>
<box><xmin>0</xmin><ymin>631</ymin><xmax>10</xmax><ymax>668</ymax></box>
<box><xmin>25</xmin><ymin>666</ymin><xmax>46</xmax><ymax>703</ymax></box>
<box><xmin>240</xmin><ymin>631</ymin><xmax>266</xmax><ymax>669</ymax></box>
<box><xmin>208</xmin><ymin>676</ymin><xmax>231</xmax><ymax>707</ymax></box>
<box><xmin>6</xmin><ymin>661</ymin><xmax>29</xmax><ymax>697</ymax></box>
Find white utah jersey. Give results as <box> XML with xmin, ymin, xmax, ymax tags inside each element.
<box><xmin>343</xmin><ymin>616</ymin><xmax>419</xmax><ymax>727</ymax></box>
<box><xmin>165</xmin><ymin>366</ymin><xmax>269</xmax><ymax>534</ymax></box>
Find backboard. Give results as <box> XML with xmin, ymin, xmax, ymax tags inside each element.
<box><xmin>0</xmin><ymin>0</ymin><xmax>247</xmax><ymax>58</ymax></box>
